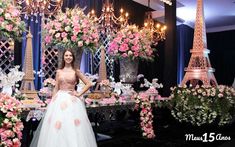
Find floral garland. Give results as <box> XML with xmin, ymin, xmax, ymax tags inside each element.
<box><xmin>43</xmin><ymin>6</ymin><xmax>99</xmax><ymax>52</ymax></box>
<box><xmin>0</xmin><ymin>93</ymin><xmax>24</xmax><ymax>147</ymax></box>
<box><xmin>170</xmin><ymin>85</ymin><xmax>235</xmax><ymax>126</ymax></box>
<box><xmin>108</xmin><ymin>25</ymin><xmax>155</xmax><ymax>61</ymax></box>
<box><xmin>0</xmin><ymin>0</ymin><xmax>25</xmax><ymax>40</ymax></box>
<box><xmin>134</xmin><ymin>92</ymin><xmax>155</xmax><ymax>139</ymax></box>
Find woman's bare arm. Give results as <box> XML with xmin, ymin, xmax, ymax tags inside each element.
<box><xmin>52</xmin><ymin>70</ymin><xmax>60</xmax><ymax>97</ymax></box>
<box><xmin>74</xmin><ymin>69</ymin><xmax>92</xmax><ymax>97</ymax></box>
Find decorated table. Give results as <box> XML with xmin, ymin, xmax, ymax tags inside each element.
<box><xmin>21</xmin><ymin>100</ymin><xmax>136</xmax><ymax>122</ymax></box>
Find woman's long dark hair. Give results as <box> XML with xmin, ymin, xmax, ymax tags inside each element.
<box><xmin>59</xmin><ymin>49</ymin><xmax>79</xmax><ymax>84</ymax></box>
<box><xmin>59</xmin><ymin>49</ymin><xmax>76</xmax><ymax>69</ymax></box>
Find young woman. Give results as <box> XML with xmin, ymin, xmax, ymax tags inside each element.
<box><xmin>30</xmin><ymin>49</ymin><xmax>97</xmax><ymax>147</ymax></box>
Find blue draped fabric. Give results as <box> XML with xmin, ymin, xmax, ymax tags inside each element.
<box><xmin>80</xmin><ymin>52</ymin><xmax>93</xmax><ymax>73</ymax></box>
<box><xmin>21</xmin><ymin>17</ymin><xmax>42</xmax><ymax>90</ymax></box>
<box><xmin>176</xmin><ymin>24</ymin><xmax>194</xmax><ymax>84</ymax></box>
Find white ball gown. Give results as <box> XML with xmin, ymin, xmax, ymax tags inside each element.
<box><xmin>30</xmin><ymin>72</ymin><xmax>97</xmax><ymax>147</ymax></box>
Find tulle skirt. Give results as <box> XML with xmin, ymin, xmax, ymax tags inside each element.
<box><xmin>30</xmin><ymin>90</ymin><xmax>97</xmax><ymax>147</ymax></box>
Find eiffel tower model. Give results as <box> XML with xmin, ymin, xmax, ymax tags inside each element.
<box><xmin>97</xmin><ymin>46</ymin><xmax>107</xmax><ymax>83</ymax></box>
<box><xmin>94</xmin><ymin>46</ymin><xmax>110</xmax><ymax>97</ymax></box>
<box><xmin>20</xmin><ymin>30</ymin><xmax>39</xmax><ymax>100</ymax></box>
<box><xmin>181</xmin><ymin>0</ymin><xmax>217</xmax><ymax>87</ymax></box>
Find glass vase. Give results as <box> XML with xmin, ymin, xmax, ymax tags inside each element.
<box><xmin>119</xmin><ymin>58</ymin><xmax>139</xmax><ymax>84</ymax></box>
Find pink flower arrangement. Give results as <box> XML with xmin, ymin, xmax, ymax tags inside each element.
<box><xmin>40</xmin><ymin>78</ymin><xmax>56</xmax><ymax>100</ymax></box>
<box><xmin>43</xmin><ymin>6</ymin><xmax>99</xmax><ymax>52</ymax></box>
<box><xmin>0</xmin><ymin>93</ymin><xmax>24</xmax><ymax>147</ymax></box>
<box><xmin>85</xmin><ymin>98</ymin><xmax>93</xmax><ymax>106</ymax></box>
<box><xmin>84</xmin><ymin>94</ymin><xmax>128</xmax><ymax>106</ymax></box>
<box><xmin>108</xmin><ymin>25</ymin><xmax>155</xmax><ymax>60</ymax></box>
<box><xmin>99</xmin><ymin>95</ymin><xmax>118</xmax><ymax>106</ymax></box>
<box><xmin>0</xmin><ymin>0</ymin><xmax>25</xmax><ymax>40</ymax></box>
<box><xmin>43</xmin><ymin>78</ymin><xmax>56</xmax><ymax>87</ymax></box>
<box><xmin>39</xmin><ymin>87</ymin><xmax>52</xmax><ymax>98</ymax></box>
<box><xmin>134</xmin><ymin>92</ymin><xmax>155</xmax><ymax>139</ymax></box>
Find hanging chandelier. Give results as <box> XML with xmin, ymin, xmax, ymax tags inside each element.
<box><xmin>143</xmin><ymin>0</ymin><xmax>167</xmax><ymax>45</ymax></box>
<box><xmin>88</xmin><ymin>0</ymin><xmax>129</xmax><ymax>35</ymax></box>
<box><xmin>15</xmin><ymin>0</ymin><xmax>63</xmax><ymax>23</ymax></box>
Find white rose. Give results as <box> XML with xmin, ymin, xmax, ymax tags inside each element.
<box><xmin>4</xmin><ymin>13</ymin><xmax>11</xmax><ymax>19</ymax></box>
<box><xmin>85</xmin><ymin>40</ymin><xmax>90</xmax><ymax>45</ymax></box>
<box><xmin>65</xmin><ymin>26</ymin><xmax>71</xmax><ymax>32</ymax></box>
<box><xmin>128</xmin><ymin>51</ymin><xmax>133</xmax><ymax>56</ymax></box>
<box><xmin>49</xmin><ymin>29</ymin><xmax>56</xmax><ymax>34</ymax></box>
<box><xmin>77</xmin><ymin>41</ymin><xmax>83</xmax><ymax>47</ymax></box>
<box><xmin>62</xmin><ymin>37</ymin><xmax>68</xmax><ymax>42</ymax></box>
<box><xmin>55</xmin><ymin>33</ymin><xmax>60</xmax><ymax>38</ymax></box>
<box><xmin>0</xmin><ymin>8</ymin><xmax>4</xmax><ymax>14</ymax></box>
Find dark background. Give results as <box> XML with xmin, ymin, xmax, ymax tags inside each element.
<box><xmin>14</xmin><ymin>0</ymin><xmax>235</xmax><ymax>96</ymax></box>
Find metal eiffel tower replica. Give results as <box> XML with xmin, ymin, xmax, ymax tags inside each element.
<box><xmin>181</xmin><ymin>0</ymin><xmax>217</xmax><ymax>86</ymax></box>
<box><xmin>20</xmin><ymin>30</ymin><xmax>39</xmax><ymax>99</ymax></box>
<box><xmin>95</xmin><ymin>46</ymin><xmax>110</xmax><ymax>96</ymax></box>
<box><xmin>97</xmin><ymin>46</ymin><xmax>107</xmax><ymax>82</ymax></box>
<box><xmin>95</xmin><ymin>46</ymin><xmax>107</xmax><ymax>88</ymax></box>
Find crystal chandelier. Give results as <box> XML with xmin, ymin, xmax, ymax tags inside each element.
<box><xmin>143</xmin><ymin>0</ymin><xmax>167</xmax><ymax>45</ymax></box>
<box><xmin>15</xmin><ymin>0</ymin><xmax>63</xmax><ymax>23</ymax></box>
<box><xmin>88</xmin><ymin>0</ymin><xmax>129</xmax><ymax>34</ymax></box>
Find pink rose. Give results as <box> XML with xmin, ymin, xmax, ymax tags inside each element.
<box><xmin>73</xmin><ymin>26</ymin><xmax>80</xmax><ymax>33</ymax></box>
<box><xmin>71</xmin><ymin>35</ymin><xmax>77</xmax><ymax>42</ymax></box>
<box><xmin>83</xmin><ymin>28</ymin><xmax>89</xmax><ymax>34</ymax></box>
<box><xmin>108</xmin><ymin>42</ymin><xmax>118</xmax><ymax>51</ymax></box>
<box><xmin>0</xmin><ymin>17</ymin><xmax>4</xmax><ymax>22</ymax></box>
<box><xmin>6</xmin><ymin>112</ymin><xmax>13</xmax><ymax>118</ymax></box>
<box><xmin>124</xmin><ymin>38</ymin><xmax>129</xmax><ymax>43</ymax></box>
<box><xmin>114</xmin><ymin>36</ymin><xmax>122</xmax><ymax>43</ymax></box>
<box><xmin>85</xmin><ymin>39</ymin><xmax>90</xmax><ymax>45</ymax></box>
<box><xmin>0</xmin><ymin>132</ymin><xmax>7</xmax><ymax>141</ymax></box>
<box><xmin>128</xmin><ymin>34</ymin><xmax>134</xmax><ymax>39</ymax></box>
<box><xmin>44</xmin><ymin>35</ymin><xmax>52</xmax><ymax>44</ymax></box>
<box><xmin>54</xmin><ymin>22</ymin><xmax>61</xmax><ymax>28</ymax></box>
<box><xmin>132</xmin><ymin>39</ymin><xmax>139</xmax><ymax>45</ymax></box>
<box><xmin>61</xmin><ymin>32</ymin><xmax>67</xmax><ymax>38</ymax></box>
<box><xmin>72</xmin><ymin>16</ymin><xmax>79</xmax><ymax>21</ymax></box>
<box><xmin>91</xmin><ymin>33</ymin><xmax>99</xmax><ymax>39</ymax></box>
<box><xmin>119</xmin><ymin>43</ymin><xmax>128</xmax><ymax>52</ymax></box>
<box><xmin>131</xmin><ymin>45</ymin><xmax>139</xmax><ymax>52</ymax></box>
<box><xmin>5</xmin><ymin>139</ymin><xmax>13</xmax><ymax>147</ymax></box>
<box><xmin>11</xmin><ymin>9</ymin><xmax>20</xmax><ymax>17</ymax></box>
<box><xmin>134</xmin><ymin>52</ymin><xmax>139</xmax><ymax>57</ymax></box>
<box><xmin>5</xmin><ymin>24</ymin><xmax>13</xmax><ymax>31</ymax></box>
<box><xmin>121</xmin><ymin>53</ymin><xmax>128</xmax><ymax>58</ymax></box>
